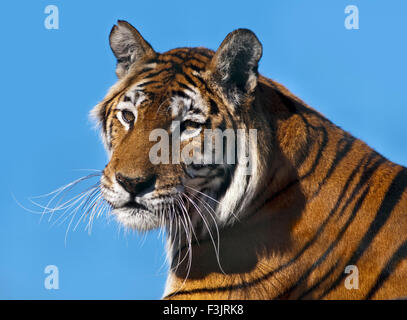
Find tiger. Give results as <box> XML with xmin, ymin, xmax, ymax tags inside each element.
<box><xmin>91</xmin><ymin>20</ymin><xmax>407</xmax><ymax>300</ymax></box>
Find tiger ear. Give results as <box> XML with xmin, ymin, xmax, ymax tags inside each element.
<box><xmin>109</xmin><ymin>20</ymin><xmax>156</xmax><ymax>79</ymax></box>
<box><xmin>208</xmin><ymin>29</ymin><xmax>262</xmax><ymax>104</ymax></box>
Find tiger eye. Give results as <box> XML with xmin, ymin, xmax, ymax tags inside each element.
<box><xmin>121</xmin><ymin>110</ymin><xmax>135</xmax><ymax>124</ymax></box>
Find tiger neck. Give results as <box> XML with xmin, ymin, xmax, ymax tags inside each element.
<box><xmin>163</xmin><ymin>77</ymin><xmax>369</xmax><ymax>299</ymax></box>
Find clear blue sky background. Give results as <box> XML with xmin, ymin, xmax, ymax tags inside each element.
<box><xmin>1</xmin><ymin>0</ymin><xmax>406</xmax><ymax>299</ymax></box>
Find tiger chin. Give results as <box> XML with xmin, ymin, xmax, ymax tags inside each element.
<box><xmin>91</xmin><ymin>20</ymin><xmax>407</xmax><ymax>300</ymax></box>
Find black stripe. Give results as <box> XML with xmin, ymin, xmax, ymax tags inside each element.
<box><xmin>102</xmin><ymin>97</ymin><xmax>119</xmax><ymax>134</ymax></box>
<box><xmin>310</xmin><ymin>135</ymin><xmax>355</xmax><ymax>199</ymax></box>
<box><xmin>142</xmin><ymin>67</ymin><xmax>173</xmax><ymax>80</ymax></box>
<box><xmin>182</xmin><ymin>72</ymin><xmax>200</xmax><ymax>88</ymax></box>
<box><xmin>365</xmin><ymin>239</ymin><xmax>407</xmax><ymax>299</ymax></box>
<box><xmin>177</xmin><ymin>82</ymin><xmax>194</xmax><ymax>93</ymax></box>
<box><xmin>209</xmin><ymin>98</ymin><xmax>220</xmax><ymax>115</ymax></box>
<box><xmin>320</xmin><ymin>168</ymin><xmax>407</xmax><ymax>298</ymax></box>
<box><xmin>180</xmin><ymin>120</ymin><xmax>201</xmax><ymax>132</ymax></box>
<box><xmin>138</xmin><ymin>80</ymin><xmax>161</xmax><ymax>87</ymax></box>
<box><xmin>123</xmin><ymin>95</ymin><xmax>132</xmax><ymax>102</ymax></box>
<box><xmin>335</xmin><ymin>153</ymin><xmax>384</xmax><ymax>219</ymax></box>
<box><xmin>138</xmin><ymin>67</ymin><xmax>155</xmax><ymax>75</ymax></box>
<box><xmin>298</xmin><ymin>120</ymin><xmax>328</xmax><ymax>180</ymax></box>
<box><xmin>204</xmin><ymin>117</ymin><xmax>212</xmax><ymax>129</ymax></box>
<box><xmin>298</xmin><ymin>259</ymin><xmax>341</xmax><ymax>299</ymax></box>
<box><xmin>186</xmin><ymin>63</ymin><xmax>204</xmax><ymax>73</ymax></box>
<box><xmin>172</xmin><ymin>90</ymin><xmax>191</xmax><ymax>100</ymax></box>
<box><xmin>252</xmin><ymin>111</ymin><xmax>330</xmax><ymax>212</ymax></box>
<box><xmin>248</xmin><ymin>98</ymin><xmax>311</xmax><ymax>208</ymax></box>
<box><xmin>138</xmin><ymin>62</ymin><xmax>158</xmax><ymax>75</ymax></box>
<box><xmin>108</xmin><ymin>119</ymin><xmax>114</xmax><ymax>149</ymax></box>
<box><xmin>193</xmin><ymin>49</ymin><xmax>213</xmax><ymax>59</ymax></box>
<box><xmin>166</xmin><ymin>51</ymin><xmax>188</xmax><ymax>60</ymax></box>
<box><xmin>277</xmin><ymin>186</ymin><xmax>371</xmax><ymax>299</ymax></box>
<box><xmin>275</xmin><ymin>90</ymin><xmax>297</xmax><ymax>113</ymax></box>
<box><xmin>167</xmin><ymin>153</ymin><xmax>382</xmax><ymax>298</ymax></box>
<box><xmin>143</xmin><ymin>57</ymin><xmax>159</xmax><ymax>65</ymax></box>
<box><xmin>190</xmin><ymin>72</ymin><xmax>215</xmax><ymax>95</ymax></box>
<box><xmin>185</xmin><ymin>55</ymin><xmax>207</xmax><ymax>65</ymax></box>
<box><xmin>100</xmin><ymin>101</ymin><xmax>109</xmax><ymax>134</ymax></box>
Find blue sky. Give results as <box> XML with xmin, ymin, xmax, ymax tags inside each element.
<box><xmin>0</xmin><ymin>0</ymin><xmax>406</xmax><ymax>299</ymax></box>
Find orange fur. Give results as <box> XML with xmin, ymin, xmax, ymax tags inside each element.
<box><xmin>94</xmin><ymin>22</ymin><xmax>407</xmax><ymax>299</ymax></box>
<box><xmin>165</xmin><ymin>76</ymin><xmax>407</xmax><ymax>299</ymax></box>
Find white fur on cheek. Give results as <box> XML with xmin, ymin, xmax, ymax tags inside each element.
<box><xmin>216</xmin><ymin>129</ymin><xmax>260</xmax><ymax>224</ymax></box>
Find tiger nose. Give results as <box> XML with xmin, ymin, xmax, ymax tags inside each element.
<box><xmin>115</xmin><ymin>173</ymin><xmax>157</xmax><ymax>197</ymax></box>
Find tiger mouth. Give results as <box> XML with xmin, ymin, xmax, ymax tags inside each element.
<box><xmin>110</xmin><ymin>199</ymin><xmax>151</xmax><ymax>216</ymax></box>
<box><xmin>112</xmin><ymin>196</ymin><xmax>176</xmax><ymax>216</ymax></box>
<box><xmin>120</xmin><ymin>201</ymin><xmax>149</xmax><ymax>212</ymax></box>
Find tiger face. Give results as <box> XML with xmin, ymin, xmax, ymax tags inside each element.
<box><xmin>92</xmin><ymin>21</ymin><xmax>263</xmax><ymax>232</ymax></box>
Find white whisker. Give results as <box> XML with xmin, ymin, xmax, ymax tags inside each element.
<box><xmin>15</xmin><ymin>170</ymin><xmax>111</xmax><ymax>243</ymax></box>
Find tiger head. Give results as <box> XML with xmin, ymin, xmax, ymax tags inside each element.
<box><xmin>92</xmin><ymin>21</ymin><xmax>266</xmax><ymax>232</ymax></box>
